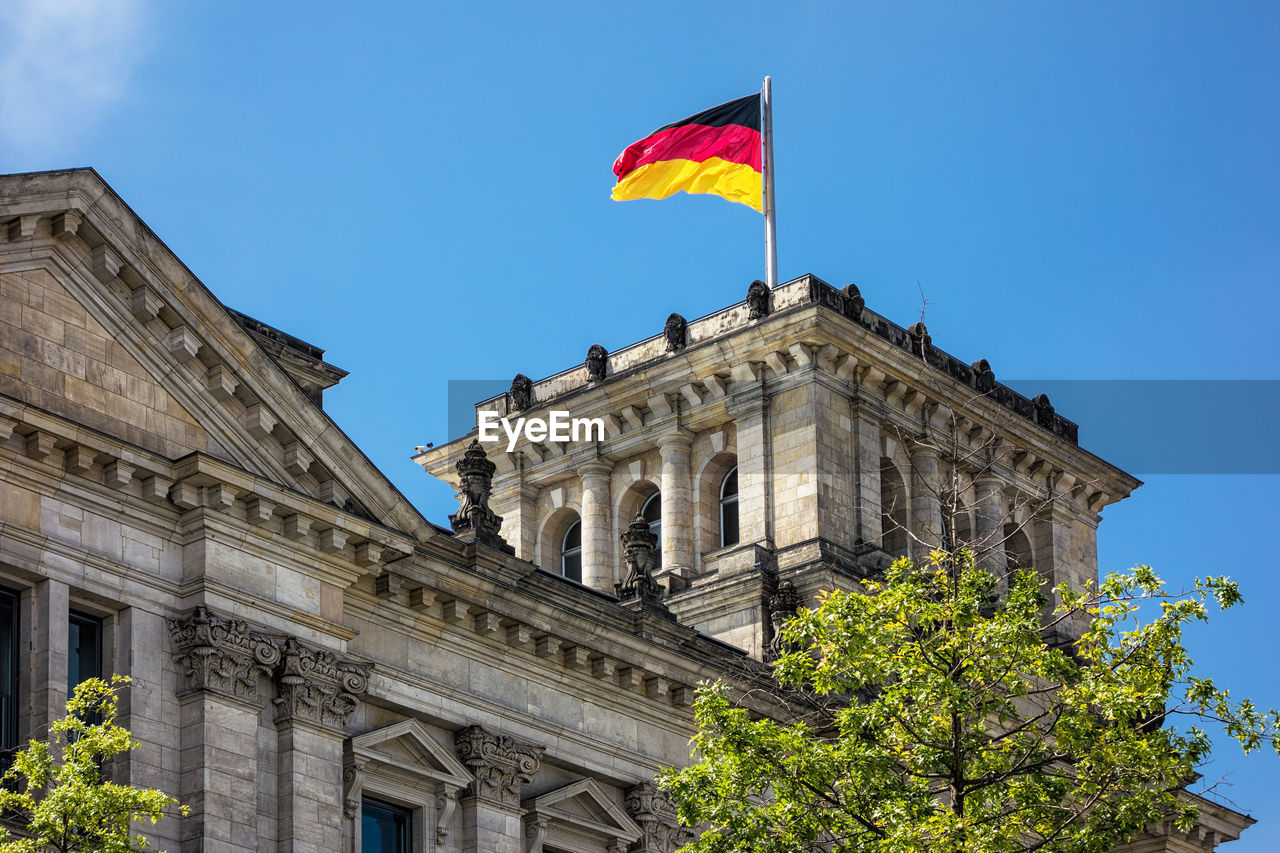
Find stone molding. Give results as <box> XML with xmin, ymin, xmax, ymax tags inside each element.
<box><xmin>454</xmin><ymin>725</ymin><xmax>543</xmax><ymax>809</ymax></box>
<box><xmin>167</xmin><ymin>606</ymin><xmax>371</xmax><ymax>730</ymax></box>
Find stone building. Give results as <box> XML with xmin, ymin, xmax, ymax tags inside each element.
<box><xmin>0</xmin><ymin>168</ymin><xmax>1255</xmax><ymax>852</ymax></box>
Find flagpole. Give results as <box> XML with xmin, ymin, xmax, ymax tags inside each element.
<box><xmin>762</xmin><ymin>75</ymin><xmax>778</xmax><ymax>287</ymax></box>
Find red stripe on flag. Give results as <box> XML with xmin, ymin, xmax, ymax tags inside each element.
<box><xmin>613</xmin><ymin>123</ymin><xmax>762</xmax><ymax>181</ymax></box>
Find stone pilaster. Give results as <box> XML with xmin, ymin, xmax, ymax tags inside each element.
<box><xmin>23</xmin><ymin>578</ymin><xmax>69</xmax><ymax>741</ymax></box>
<box><xmin>168</xmin><ymin>606</ymin><xmax>281</xmax><ymax>853</ymax></box>
<box><xmin>579</xmin><ymin>460</ymin><xmax>614</xmax><ymax>593</ymax></box>
<box><xmin>119</xmin><ymin>607</ymin><xmax>181</xmax><ymax>853</ymax></box>
<box><xmin>273</xmin><ymin>638</ymin><xmax>371</xmax><ymax>853</ymax></box>
<box><xmin>909</xmin><ymin>439</ymin><xmax>942</xmax><ymax>557</ymax></box>
<box><xmin>625</xmin><ymin>781</ymin><xmax>691</xmax><ymax>853</ymax></box>
<box><xmin>454</xmin><ymin>725</ymin><xmax>543</xmax><ymax>853</ymax></box>
<box><xmin>973</xmin><ymin>475</ymin><xmax>1008</xmax><ymax>575</ymax></box>
<box><xmin>726</xmin><ymin>390</ymin><xmax>770</xmax><ymax>547</ymax></box>
<box><xmin>850</xmin><ymin>403</ymin><xmax>883</xmax><ymax>548</ymax></box>
<box><xmin>658</xmin><ymin>432</ymin><xmax>694</xmax><ymax>578</ymax></box>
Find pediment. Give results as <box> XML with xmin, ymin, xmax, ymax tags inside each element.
<box><xmin>0</xmin><ymin>169</ymin><xmax>432</xmax><ymax>540</ymax></box>
<box><xmin>350</xmin><ymin>719</ymin><xmax>471</xmax><ymax>789</ymax></box>
<box><xmin>523</xmin><ymin>778</ymin><xmax>642</xmax><ymax>843</ymax></box>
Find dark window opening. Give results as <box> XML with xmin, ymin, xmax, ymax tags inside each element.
<box><xmin>362</xmin><ymin>798</ymin><xmax>412</xmax><ymax>853</ymax></box>
<box><xmin>561</xmin><ymin>520</ymin><xmax>582</xmax><ymax>583</ymax></box>
<box><xmin>642</xmin><ymin>493</ymin><xmax>662</xmax><ymax>568</ymax></box>
<box><xmin>0</xmin><ymin>590</ymin><xmax>18</xmax><ymax>773</ymax></box>
<box><xmin>719</xmin><ymin>467</ymin><xmax>739</xmax><ymax>547</ymax></box>
<box><xmin>68</xmin><ymin>612</ymin><xmax>103</xmax><ymax>696</ymax></box>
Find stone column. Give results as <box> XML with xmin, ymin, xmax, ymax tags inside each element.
<box><xmin>578</xmin><ymin>460</ymin><xmax>614</xmax><ymax>593</ymax></box>
<box><xmin>973</xmin><ymin>475</ymin><xmax>1008</xmax><ymax>574</ymax></box>
<box><xmin>273</xmin><ymin>638</ymin><xmax>371</xmax><ymax>853</ymax></box>
<box><xmin>658</xmin><ymin>432</ymin><xmax>694</xmax><ymax>578</ymax></box>
<box><xmin>909</xmin><ymin>439</ymin><xmax>942</xmax><ymax>557</ymax></box>
<box><xmin>23</xmin><ymin>578</ymin><xmax>69</xmax><ymax>741</ymax></box>
<box><xmin>168</xmin><ymin>606</ymin><xmax>282</xmax><ymax>853</ymax></box>
<box><xmin>726</xmin><ymin>392</ymin><xmax>770</xmax><ymax>547</ymax></box>
<box><xmin>454</xmin><ymin>726</ymin><xmax>543</xmax><ymax>853</ymax></box>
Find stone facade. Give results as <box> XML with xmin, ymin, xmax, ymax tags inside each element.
<box><xmin>0</xmin><ymin>168</ymin><xmax>1255</xmax><ymax>852</ymax></box>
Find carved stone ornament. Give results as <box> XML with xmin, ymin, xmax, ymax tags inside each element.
<box><xmin>454</xmin><ymin>725</ymin><xmax>543</xmax><ymax>808</ymax></box>
<box><xmin>663</xmin><ymin>313</ymin><xmax>687</xmax><ymax>352</ymax></box>
<box><xmin>273</xmin><ymin>636</ymin><xmax>372</xmax><ymax>728</ymax></box>
<box><xmin>616</xmin><ymin>513</ymin><xmax>661</xmax><ymax>604</ymax></box>
<box><xmin>449</xmin><ymin>440</ymin><xmax>514</xmax><ymax>554</ymax></box>
<box><xmin>745</xmin><ymin>279</ymin><xmax>770</xmax><ymax>320</ymax></box>
<box><xmin>842</xmin><ymin>282</ymin><xmax>865</xmax><ymax>318</ymax></box>
<box><xmin>625</xmin><ymin>781</ymin><xmax>692</xmax><ymax>853</ymax></box>
<box><xmin>586</xmin><ymin>344</ymin><xmax>608</xmax><ymax>382</ymax></box>
<box><xmin>167</xmin><ymin>606</ymin><xmax>282</xmax><ymax>703</ymax></box>
<box><xmin>342</xmin><ymin>761</ymin><xmax>364</xmax><ymax>820</ymax></box>
<box><xmin>908</xmin><ymin>321</ymin><xmax>932</xmax><ymax>355</ymax></box>
<box><xmin>972</xmin><ymin>358</ymin><xmax>996</xmax><ymax>394</ymax></box>
<box><xmin>510</xmin><ymin>373</ymin><xmax>534</xmax><ymax>411</ymax></box>
<box><xmin>766</xmin><ymin>580</ymin><xmax>802</xmax><ymax>661</ymax></box>
<box><xmin>1033</xmin><ymin>393</ymin><xmax>1055</xmax><ymax>425</ymax></box>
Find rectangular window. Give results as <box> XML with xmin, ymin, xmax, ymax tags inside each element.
<box><xmin>0</xmin><ymin>589</ymin><xmax>18</xmax><ymax>771</ymax></box>
<box><xmin>68</xmin><ymin>612</ymin><xmax>103</xmax><ymax>696</ymax></box>
<box><xmin>362</xmin><ymin>798</ymin><xmax>411</xmax><ymax>853</ymax></box>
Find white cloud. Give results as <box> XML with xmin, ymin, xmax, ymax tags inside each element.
<box><xmin>0</xmin><ymin>0</ymin><xmax>148</xmax><ymax>159</ymax></box>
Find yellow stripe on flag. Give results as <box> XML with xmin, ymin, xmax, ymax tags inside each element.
<box><xmin>611</xmin><ymin>157</ymin><xmax>762</xmax><ymax>212</ymax></box>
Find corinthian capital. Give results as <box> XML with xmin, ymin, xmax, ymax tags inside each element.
<box><xmin>454</xmin><ymin>725</ymin><xmax>543</xmax><ymax>808</ymax></box>
<box><xmin>273</xmin><ymin>637</ymin><xmax>372</xmax><ymax>730</ymax></box>
<box><xmin>167</xmin><ymin>605</ymin><xmax>282</xmax><ymax>704</ymax></box>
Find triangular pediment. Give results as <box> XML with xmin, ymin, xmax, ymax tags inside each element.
<box><xmin>523</xmin><ymin>778</ymin><xmax>642</xmax><ymax>843</ymax></box>
<box><xmin>350</xmin><ymin>719</ymin><xmax>471</xmax><ymax>788</ymax></box>
<box><xmin>0</xmin><ymin>169</ymin><xmax>432</xmax><ymax>540</ymax></box>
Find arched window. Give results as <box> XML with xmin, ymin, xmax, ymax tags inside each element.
<box><xmin>561</xmin><ymin>520</ymin><xmax>582</xmax><ymax>583</ymax></box>
<box><xmin>719</xmin><ymin>467</ymin><xmax>739</xmax><ymax>547</ymax></box>
<box><xmin>641</xmin><ymin>492</ymin><xmax>662</xmax><ymax>568</ymax></box>
<box><xmin>880</xmin><ymin>459</ymin><xmax>908</xmax><ymax>557</ymax></box>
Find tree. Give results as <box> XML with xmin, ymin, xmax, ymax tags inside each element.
<box><xmin>659</xmin><ymin>549</ymin><xmax>1280</xmax><ymax>853</ymax></box>
<box><xmin>0</xmin><ymin>676</ymin><xmax>185</xmax><ymax>853</ymax></box>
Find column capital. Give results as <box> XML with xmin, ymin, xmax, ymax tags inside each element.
<box><xmin>454</xmin><ymin>725</ymin><xmax>543</xmax><ymax>809</ymax></box>
<box><xmin>167</xmin><ymin>605</ymin><xmax>282</xmax><ymax>706</ymax></box>
<box><xmin>657</xmin><ymin>429</ymin><xmax>694</xmax><ymax>453</ymax></box>
<box><xmin>273</xmin><ymin>637</ymin><xmax>372</xmax><ymax>730</ymax></box>
<box><xmin>577</xmin><ymin>458</ymin><xmax>613</xmax><ymax>480</ymax></box>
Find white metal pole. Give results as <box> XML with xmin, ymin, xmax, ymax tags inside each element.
<box><xmin>762</xmin><ymin>76</ymin><xmax>778</xmax><ymax>287</ymax></box>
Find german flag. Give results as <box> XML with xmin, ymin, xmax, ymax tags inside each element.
<box><xmin>612</xmin><ymin>94</ymin><xmax>762</xmax><ymax>212</ymax></box>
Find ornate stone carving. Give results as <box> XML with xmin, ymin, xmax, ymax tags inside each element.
<box><xmin>907</xmin><ymin>321</ymin><xmax>932</xmax><ymax>356</ymax></box>
<box><xmin>435</xmin><ymin>789</ymin><xmax>458</xmax><ymax>843</ymax></box>
<box><xmin>972</xmin><ymin>358</ymin><xmax>996</xmax><ymax>393</ymax></box>
<box><xmin>765</xmin><ymin>580</ymin><xmax>802</xmax><ymax>662</ymax></box>
<box><xmin>842</xmin><ymin>282</ymin><xmax>865</xmax><ymax>318</ymax></box>
<box><xmin>616</xmin><ymin>514</ymin><xmax>661</xmax><ymax>605</ymax></box>
<box><xmin>273</xmin><ymin>637</ymin><xmax>372</xmax><ymax>729</ymax></box>
<box><xmin>342</xmin><ymin>760</ymin><xmax>364</xmax><ymax>820</ymax></box>
<box><xmin>746</xmin><ymin>280</ymin><xmax>770</xmax><ymax>320</ymax></box>
<box><xmin>510</xmin><ymin>374</ymin><xmax>534</xmax><ymax>411</ymax></box>
<box><xmin>663</xmin><ymin>313</ymin><xmax>687</xmax><ymax>352</ymax></box>
<box><xmin>449</xmin><ymin>440</ymin><xmax>513</xmax><ymax>554</ymax></box>
<box><xmin>586</xmin><ymin>344</ymin><xmax>608</xmax><ymax>382</ymax></box>
<box><xmin>167</xmin><ymin>606</ymin><xmax>281</xmax><ymax>703</ymax></box>
<box><xmin>454</xmin><ymin>725</ymin><xmax>543</xmax><ymax>808</ymax></box>
<box><xmin>625</xmin><ymin>781</ymin><xmax>691</xmax><ymax>853</ymax></box>
<box><xmin>1033</xmin><ymin>393</ymin><xmax>1055</xmax><ymax>426</ymax></box>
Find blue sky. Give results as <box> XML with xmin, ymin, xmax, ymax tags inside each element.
<box><xmin>3</xmin><ymin>1</ymin><xmax>1277</xmax><ymax>845</ymax></box>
